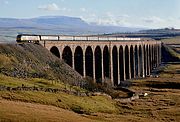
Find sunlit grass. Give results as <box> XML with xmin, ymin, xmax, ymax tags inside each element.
<box><xmin>0</xmin><ymin>74</ymin><xmax>118</xmax><ymax>114</ymax></box>
<box><xmin>0</xmin><ymin>90</ymin><xmax>118</xmax><ymax>114</ymax></box>
<box><xmin>0</xmin><ymin>74</ymin><xmax>60</xmax><ymax>88</ymax></box>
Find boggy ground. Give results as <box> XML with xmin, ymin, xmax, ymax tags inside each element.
<box><xmin>85</xmin><ymin>62</ymin><xmax>180</xmax><ymax>122</ymax></box>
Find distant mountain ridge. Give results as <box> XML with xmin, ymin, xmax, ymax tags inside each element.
<box><xmin>0</xmin><ymin>16</ymin><xmax>142</xmax><ymax>35</ymax></box>
<box><xmin>0</xmin><ymin>16</ymin><xmax>88</xmax><ymax>28</ymax></box>
<box><xmin>34</xmin><ymin>16</ymin><xmax>89</xmax><ymax>27</ymax></box>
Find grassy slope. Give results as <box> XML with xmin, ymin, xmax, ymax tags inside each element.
<box><xmin>162</xmin><ymin>44</ymin><xmax>180</xmax><ymax>59</ymax></box>
<box><xmin>0</xmin><ymin>74</ymin><xmax>118</xmax><ymax>115</ymax></box>
<box><xmin>0</xmin><ymin>99</ymin><xmax>97</xmax><ymax>122</ymax></box>
<box><xmin>0</xmin><ymin>74</ymin><xmax>68</xmax><ymax>89</ymax></box>
<box><xmin>0</xmin><ymin>44</ymin><xmax>83</xmax><ymax>85</ymax></box>
<box><xmin>160</xmin><ymin>37</ymin><xmax>180</xmax><ymax>60</ymax></box>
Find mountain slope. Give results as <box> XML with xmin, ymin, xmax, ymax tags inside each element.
<box><xmin>0</xmin><ymin>16</ymin><xmax>89</xmax><ymax>28</ymax></box>
<box><xmin>0</xmin><ymin>16</ymin><xmax>142</xmax><ymax>35</ymax></box>
<box><xmin>32</xmin><ymin>16</ymin><xmax>89</xmax><ymax>27</ymax></box>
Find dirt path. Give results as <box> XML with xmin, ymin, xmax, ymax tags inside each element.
<box><xmin>0</xmin><ymin>99</ymin><xmax>97</xmax><ymax>122</ymax></box>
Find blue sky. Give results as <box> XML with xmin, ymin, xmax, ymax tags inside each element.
<box><xmin>0</xmin><ymin>0</ymin><xmax>180</xmax><ymax>28</ymax></box>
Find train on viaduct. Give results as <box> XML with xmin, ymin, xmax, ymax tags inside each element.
<box><xmin>17</xmin><ymin>34</ymin><xmax>162</xmax><ymax>86</ymax></box>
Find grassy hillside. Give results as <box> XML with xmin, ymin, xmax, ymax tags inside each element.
<box><xmin>0</xmin><ymin>43</ymin><xmax>120</xmax><ymax>119</ymax></box>
<box><xmin>0</xmin><ymin>75</ymin><xmax>117</xmax><ymax>115</ymax></box>
<box><xmin>0</xmin><ymin>99</ymin><xmax>96</xmax><ymax>122</ymax></box>
<box><xmin>161</xmin><ymin>37</ymin><xmax>180</xmax><ymax>61</ymax></box>
<box><xmin>0</xmin><ymin>43</ymin><xmax>83</xmax><ymax>86</ymax></box>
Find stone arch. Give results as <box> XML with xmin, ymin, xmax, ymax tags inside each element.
<box><xmin>154</xmin><ymin>44</ymin><xmax>157</xmax><ymax>67</ymax></box>
<box><xmin>125</xmin><ymin>45</ymin><xmax>130</xmax><ymax>79</ymax></box>
<box><xmin>103</xmin><ymin>45</ymin><xmax>110</xmax><ymax>79</ymax></box>
<box><xmin>149</xmin><ymin>45</ymin><xmax>152</xmax><ymax>71</ymax></box>
<box><xmin>119</xmin><ymin>46</ymin><xmax>124</xmax><ymax>81</ymax></box>
<box><xmin>50</xmin><ymin>46</ymin><xmax>60</xmax><ymax>58</ymax></box>
<box><xmin>146</xmin><ymin>45</ymin><xmax>150</xmax><ymax>75</ymax></box>
<box><xmin>152</xmin><ymin>45</ymin><xmax>155</xmax><ymax>68</ymax></box>
<box><xmin>112</xmin><ymin>46</ymin><xmax>118</xmax><ymax>85</ymax></box>
<box><xmin>157</xmin><ymin>44</ymin><xmax>161</xmax><ymax>66</ymax></box>
<box><xmin>139</xmin><ymin>45</ymin><xmax>143</xmax><ymax>77</ymax></box>
<box><xmin>62</xmin><ymin>46</ymin><xmax>72</xmax><ymax>67</ymax></box>
<box><xmin>74</xmin><ymin>46</ymin><xmax>83</xmax><ymax>75</ymax></box>
<box><xmin>85</xmin><ymin>46</ymin><xmax>93</xmax><ymax>78</ymax></box>
<box><xmin>143</xmin><ymin>45</ymin><xmax>147</xmax><ymax>76</ymax></box>
<box><xmin>157</xmin><ymin>44</ymin><xmax>160</xmax><ymax>65</ymax></box>
<box><xmin>135</xmin><ymin>45</ymin><xmax>138</xmax><ymax>77</ymax></box>
<box><xmin>95</xmin><ymin>46</ymin><xmax>102</xmax><ymax>83</ymax></box>
<box><xmin>130</xmin><ymin>45</ymin><xmax>134</xmax><ymax>78</ymax></box>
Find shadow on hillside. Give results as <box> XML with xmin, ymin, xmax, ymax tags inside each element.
<box><xmin>164</xmin><ymin>62</ymin><xmax>180</xmax><ymax>65</ymax></box>
<box><xmin>161</xmin><ymin>44</ymin><xmax>180</xmax><ymax>62</ymax></box>
<box><xmin>176</xmin><ymin>70</ymin><xmax>180</xmax><ymax>74</ymax></box>
<box><xmin>157</xmin><ymin>62</ymin><xmax>180</xmax><ymax>75</ymax></box>
<box><xmin>145</xmin><ymin>81</ymin><xmax>180</xmax><ymax>89</ymax></box>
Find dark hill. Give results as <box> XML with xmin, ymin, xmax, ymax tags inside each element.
<box><xmin>0</xmin><ymin>43</ymin><xmax>83</xmax><ymax>85</ymax></box>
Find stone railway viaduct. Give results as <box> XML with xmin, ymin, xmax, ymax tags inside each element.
<box><xmin>40</xmin><ymin>36</ymin><xmax>161</xmax><ymax>86</ymax></box>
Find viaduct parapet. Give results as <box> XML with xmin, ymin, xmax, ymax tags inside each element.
<box><xmin>40</xmin><ymin>36</ymin><xmax>161</xmax><ymax>86</ymax></box>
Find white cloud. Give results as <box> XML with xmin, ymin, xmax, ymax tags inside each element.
<box><xmin>92</xmin><ymin>12</ymin><xmax>132</xmax><ymax>27</ymax></box>
<box><xmin>38</xmin><ymin>3</ymin><xmax>60</xmax><ymax>11</ymax></box>
<box><xmin>4</xmin><ymin>0</ymin><xmax>8</xmax><ymax>4</ymax></box>
<box><xmin>81</xmin><ymin>11</ymin><xmax>180</xmax><ymax>28</ymax></box>
<box><xmin>0</xmin><ymin>0</ymin><xmax>9</xmax><ymax>5</ymax></box>
<box><xmin>142</xmin><ymin>16</ymin><xmax>165</xmax><ymax>24</ymax></box>
<box><xmin>61</xmin><ymin>7</ymin><xmax>71</xmax><ymax>12</ymax></box>
<box><xmin>80</xmin><ymin>8</ymin><xmax>87</xmax><ymax>12</ymax></box>
<box><xmin>139</xmin><ymin>16</ymin><xmax>180</xmax><ymax>28</ymax></box>
<box><xmin>80</xmin><ymin>11</ymin><xmax>180</xmax><ymax>28</ymax></box>
<box><xmin>38</xmin><ymin>3</ymin><xmax>71</xmax><ymax>12</ymax></box>
<box><xmin>118</xmin><ymin>14</ymin><xmax>130</xmax><ymax>18</ymax></box>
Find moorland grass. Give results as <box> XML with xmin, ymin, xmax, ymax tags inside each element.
<box><xmin>0</xmin><ymin>74</ymin><xmax>118</xmax><ymax>114</ymax></box>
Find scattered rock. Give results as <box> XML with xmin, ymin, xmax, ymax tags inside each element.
<box><xmin>144</xmin><ymin>93</ymin><xmax>148</xmax><ymax>97</ymax></box>
<box><xmin>57</xmin><ymin>99</ymin><xmax>61</xmax><ymax>102</ymax></box>
<box><xmin>79</xmin><ymin>92</ymin><xmax>87</xmax><ymax>97</ymax></box>
<box><xmin>130</xmin><ymin>94</ymin><xmax>139</xmax><ymax>101</ymax></box>
<box><xmin>92</xmin><ymin>92</ymin><xmax>112</xmax><ymax>99</ymax></box>
<box><xmin>115</xmin><ymin>98</ymin><xmax>131</xmax><ymax>103</ymax></box>
<box><xmin>7</xmin><ymin>87</ymin><xmax>12</xmax><ymax>91</ymax></box>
